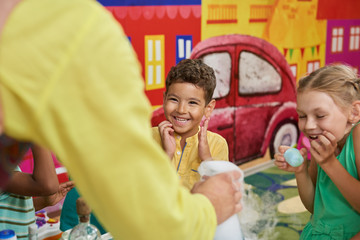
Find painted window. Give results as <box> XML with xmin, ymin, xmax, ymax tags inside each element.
<box><xmin>176</xmin><ymin>35</ymin><xmax>193</xmax><ymax>64</ymax></box>
<box><xmin>145</xmin><ymin>35</ymin><xmax>165</xmax><ymax>90</ymax></box>
<box><xmin>202</xmin><ymin>52</ymin><xmax>231</xmax><ymax>99</ymax></box>
<box><xmin>289</xmin><ymin>64</ymin><xmax>297</xmax><ymax>79</ymax></box>
<box><xmin>307</xmin><ymin>60</ymin><xmax>320</xmax><ymax>74</ymax></box>
<box><xmin>207</xmin><ymin>4</ymin><xmax>237</xmax><ymax>24</ymax></box>
<box><xmin>331</xmin><ymin>27</ymin><xmax>343</xmax><ymax>53</ymax></box>
<box><xmin>249</xmin><ymin>5</ymin><xmax>272</xmax><ymax>23</ymax></box>
<box><xmin>349</xmin><ymin>26</ymin><xmax>360</xmax><ymax>51</ymax></box>
<box><xmin>238</xmin><ymin>51</ymin><xmax>281</xmax><ymax>95</ymax></box>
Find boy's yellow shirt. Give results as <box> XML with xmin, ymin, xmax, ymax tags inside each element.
<box><xmin>0</xmin><ymin>0</ymin><xmax>217</xmax><ymax>239</ymax></box>
<box><xmin>152</xmin><ymin>127</ymin><xmax>229</xmax><ymax>189</ymax></box>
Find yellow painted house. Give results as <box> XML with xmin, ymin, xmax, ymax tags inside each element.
<box><xmin>263</xmin><ymin>0</ymin><xmax>326</xmax><ymax>80</ymax></box>
<box><xmin>201</xmin><ymin>0</ymin><xmax>326</xmax><ymax>81</ymax></box>
<box><xmin>201</xmin><ymin>0</ymin><xmax>275</xmax><ymax>40</ymax></box>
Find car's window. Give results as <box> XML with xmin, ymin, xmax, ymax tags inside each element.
<box><xmin>202</xmin><ymin>52</ymin><xmax>231</xmax><ymax>99</ymax></box>
<box><xmin>238</xmin><ymin>51</ymin><xmax>281</xmax><ymax>95</ymax></box>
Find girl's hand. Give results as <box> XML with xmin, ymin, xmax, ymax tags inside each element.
<box><xmin>310</xmin><ymin>131</ymin><xmax>337</xmax><ymax>166</ymax></box>
<box><xmin>198</xmin><ymin>117</ymin><xmax>212</xmax><ymax>161</ymax></box>
<box><xmin>33</xmin><ymin>180</ymin><xmax>75</xmax><ymax>211</ymax></box>
<box><xmin>158</xmin><ymin>120</ymin><xmax>176</xmax><ymax>159</ymax></box>
<box><xmin>274</xmin><ymin>145</ymin><xmax>308</xmax><ymax>173</ymax></box>
<box><xmin>45</xmin><ymin>180</ymin><xmax>75</xmax><ymax>206</ymax></box>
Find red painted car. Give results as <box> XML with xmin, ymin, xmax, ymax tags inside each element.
<box><xmin>152</xmin><ymin>34</ymin><xmax>299</xmax><ymax>165</ymax></box>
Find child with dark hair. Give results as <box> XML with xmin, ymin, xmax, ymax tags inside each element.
<box><xmin>152</xmin><ymin>59</ymin><xmax>229</xmax><ymax>189</ymax></box>
<box><xmin>0</xmin><ymin>144</ymin><xmax>74</xmax><ymax>238</ymax></box>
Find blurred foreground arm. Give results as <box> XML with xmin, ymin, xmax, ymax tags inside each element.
<box><xmin>0</xmin><ymin>0</ymin><xmax>220</xmax><ymax>239</ymax></box>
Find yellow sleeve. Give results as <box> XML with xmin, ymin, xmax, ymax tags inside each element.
<box><xmin>151</xmin><ymin>126</ymin><xmax>163</xmax><ymax>146</ymax></box>
<box><xmin>0</xmin><ymin>0</ymin><xmax>217</xmax><ymax>239</ymax></box>
<box><xmin>208</xmin><ymin>132</ymin><xmax>229</xmax><ymax>162</ymax></box>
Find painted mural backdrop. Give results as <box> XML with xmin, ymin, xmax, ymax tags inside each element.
<box><xmin>98</xmin><ymin>0</ymin><xmax>360</xmax><ymax>165</ymax></box>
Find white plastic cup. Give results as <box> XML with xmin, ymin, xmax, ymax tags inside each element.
<box><xmin>198</xmin><ymin>161</ymin><xmax>244</xmax><ymax>240</ymax></box>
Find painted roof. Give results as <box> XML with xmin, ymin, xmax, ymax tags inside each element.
<box><xmin>108</xmin><ymin>5</ymin><xmax>201</xmax><ymax>20</ymax></box>
<box><xmin>317</xmin><ymin>0</ymin><xmax>360</xmax><ymax>19</ymax></box>
<box><xmin>97</xmin><ymin>0</ymin><xmax>200</xmax><ymax>7</ymax></box>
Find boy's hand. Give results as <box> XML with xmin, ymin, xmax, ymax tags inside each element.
<box><xmin>158</xmin><ymin>120</ymin><xmax>176</xmax><ymax>159</ymax></box>
<box><xmin>274</xmin><ymin>145</ymin><xmax>308</xmax><ymax>173</ymax></box>
<box><xmin>309</xmin><ymin>131</ymin><xmax>337</xmax><ymax>167</ymax></box>
<box><xmin>198</xmin><ymin>117</ymin><xmax>211</xmax><ymax>161</ymax></box>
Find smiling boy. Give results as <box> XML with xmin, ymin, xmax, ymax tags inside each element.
<box><xmin>152</xmin><ymin>59</ymin><xmax>229</xmax><ymax>189</ymax></box>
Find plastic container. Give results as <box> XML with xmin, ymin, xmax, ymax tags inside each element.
<box><xmin>29</xmin><ymin>223</ymin><xmax>38</xmax><ymax>240</ymax></box>
<box><xmin>0</xmin><ymin>230</ymin><xmax>17</xmax><ymax>240</ymax></box>
<box><xmin>198</xmin><ymin>161</ymin><xmax>244</xmax><ymax>240</ymax></box>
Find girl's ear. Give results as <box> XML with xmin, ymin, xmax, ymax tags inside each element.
<box><xmin>205</xmin><ymin>99</ymin><xmax>216</xmax><ymax>118</ymax></box>
<box><xmin>349</xmin><ymin>100</ymin><xmax>360</xmax><ymax>123</ymax></box>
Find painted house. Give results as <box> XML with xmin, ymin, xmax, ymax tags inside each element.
<box><xmin>200</xmin><ymin>0</ymin><xmax>275</xmax><ymax>40</ymax></box>
<box><xmin>317</xmin><ymin>0</ymin><xmax>360</xmax><ymax>73</ymax></box>
<box><xmin>263</xmin><ymin>0</ymin><xmax>326</xmax><ymax>80</ymax></box>
<box><xmin>98</xmin><ymin>0</ymin><xmax>202</xmax><ymax>107</ymax></box>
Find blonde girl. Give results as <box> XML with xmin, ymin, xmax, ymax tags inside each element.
<box><xmin>275</xmin><ymin>64</ymin><xmax>360</xmax><ymax>239</ymax></box>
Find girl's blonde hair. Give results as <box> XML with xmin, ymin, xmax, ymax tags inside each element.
<box><xmin>298</xmin><ymin>64</ymin><xmax>360</xmax><ymax>110</ymax></box>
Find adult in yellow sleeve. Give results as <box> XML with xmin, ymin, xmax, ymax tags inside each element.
<box><xmin>0</xmin><ymin>0</ymin><xmax>242</xmax><ymax>240</ymax></box>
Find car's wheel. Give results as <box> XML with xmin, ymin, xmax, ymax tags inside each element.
<box><xmin>269</xmin><ymin>120</ymin><xmax>299</xmax><ymax>159</ymax></box>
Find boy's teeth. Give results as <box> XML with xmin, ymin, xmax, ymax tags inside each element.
<box><xmin>176</xmin><ymin>117</ymin><xmax>187</xmax><ymax>122</ymax></box>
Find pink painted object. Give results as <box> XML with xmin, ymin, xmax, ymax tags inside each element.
<box><xmin>297</xmin><ymin>132</ymin><xmax>311</xmax><ymax>160</ymax></box>
<box><xmin>19</xmin><ymin>149</ymin><xmax>69</xmax><ymax>183</ymax></box>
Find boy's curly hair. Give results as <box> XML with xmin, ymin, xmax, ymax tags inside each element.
<box><xmin>165</xmin><ymin>59</ymin><xmax>216</xmax><ymax>105</ymax></box>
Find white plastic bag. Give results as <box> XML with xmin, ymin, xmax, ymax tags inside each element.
<box><xmin>198</xmin><ymin>161</ymin><xmax>244</xmax><ymax>240</ymax></box>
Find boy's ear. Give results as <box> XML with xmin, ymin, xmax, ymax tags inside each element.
<box><xmin>205</xmin><ymin>99</ymin><xmax>216</xmax><ymax>118</ymax></box>
<box><xmin>349</xmin><ymin>100</ymin><xmax>360</xmax><ymax>123</ymax></box>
